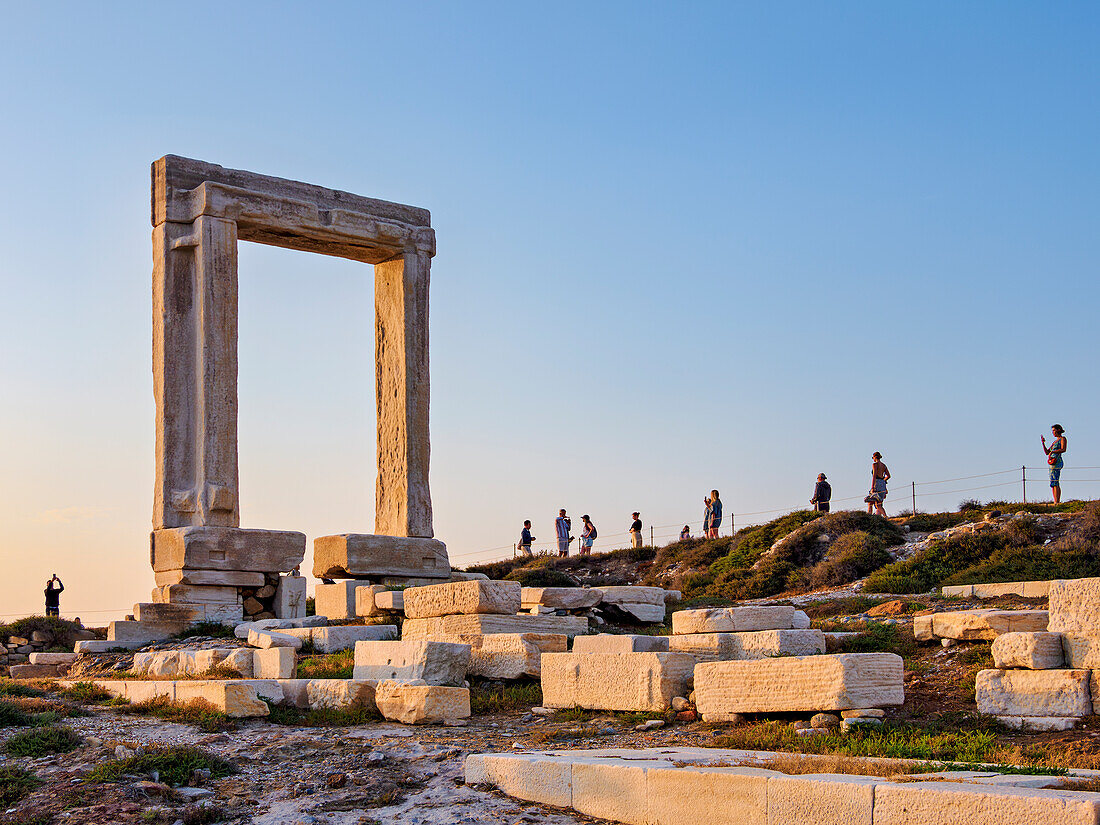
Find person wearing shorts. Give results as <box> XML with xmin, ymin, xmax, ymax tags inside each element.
<box><xmin>580</xmin><ymin>515</ymin><xmax>596</xmax><ymax>555</ymax></box>
<box><xmin>1043</xmin><ymin>424</ymin><xmax>1067</xmax><ymax>503</ymax></box>
<box><xmin>555</xmin><ymin>509</ymin><xmax>572</xmax><ymax>557</ymax></box>
<box><xmin>866</xmin><ymin>452</ymin><xmax>890</xmax><ymax>517</ymax></box>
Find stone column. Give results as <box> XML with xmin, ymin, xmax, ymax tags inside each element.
<box><xmin>152</xmin><ymin>215</ymin><xmax>240</xmax><ymax>529</ymax></box>
<box><xmin>375</xmin><ymin>245</ymin><xmax>433</xmax><ymax>538</ymax></box>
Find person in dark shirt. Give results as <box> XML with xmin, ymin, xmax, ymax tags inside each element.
<box><xmin>44</xmin><ymin>574</ymin><xmax>64</xmax><ymax>617</ymax></box>
<box><xmin>519</xmin><ymin>520</ymin><xmax>535</xmax><ymax>556</ymax></box>
<box><xmin>811</xmin><ymin>474</ymin><xmax>832</xmax><ymax>512</ymax></box>
<box><xmin>629</xmin><ymin>512</ymin><xmax>643</xmax><ymax>549</ymax></box>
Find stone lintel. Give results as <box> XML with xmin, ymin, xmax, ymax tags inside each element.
<box><xmin>152</xmin><ymin>527</ymin><xmax>305</xmax><ymax>573</ymax></box>
<box><xmin>313</xmin><ymin>534</ymin><xmax>448</xmax><ymax>580</ymax></box>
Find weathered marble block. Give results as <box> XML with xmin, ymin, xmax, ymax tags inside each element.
<box><xmin>151</xmin><ymin>527</ymin><xmax>305</xmax><ymax>573</ymax></box>
<box><xmin>521</xmin><ymin>587</ymin><xmax>603</xmax><ymax>610</ymax></box>
<box><xmin>306</xmin><ymin>679</ymin><xmax>377</xmax><ymax>711</ymax></box>
<box><xmin>274</xmin><ymin>573</ymin><xmax>307</xmax><ymax>619</ymax></box>
<box><xmin>352</xmin><ymin>640</ymin><xmax>470</xmax><ymax>685</ymax></box>
<box><xmin>152</xmin><ymin>584</ymin><xmax>240</xmax><ymax>605</ymax></box>
<box><xmin>354</xmin><ymin>584</ymin><xmax>392</xmax><ymax>617</ymax></box>
<box><xmin>278</xmin><ymin>625</ymin><xmax>399</xmax><ymax>653</ymax></box>
<box><xmin>1061</xmin><ymin>633</ymin><xmax>1100</xmax><ymax>668</ymax></box>
<box><xmin>669</xmin><ymin>629</ymin><xmax>825</xmax><ymax>662</ymax></box>
<box><xmin>694</xmin><ymin>653</ymin><xmax>904</xmax><ymax>718</ymax></box>
<box><xmin>930</xmin><ymin>609</ymin><xmax>1049</xmax><ymax>641</ymax></box>
<box><xmin>402</xmin><ymin>613</ymin><xmax>589</xmax><ymax>639</ymax></box>
<box><xmin>672</xmin><ymin>607</ymin><xmax>796</xmax><ymax>635</ymax></box>
<box><xmin>540</xmin><ymin>652</ymin><xmax>696</xmax><ymax>711</ymax></box>
<box><xmin>374</xmin><ymin>679</ymin><xmax>471</xmax><ymax>724</ymax></box>
<box><xmin>1049</xmin><ymin>578</ymin><xmax>1100</xmax><ymax>634</ymax></box>
<box><xmin>990</xmin><ymin>632</ymin><xmax>1065</xmax><ymax>669</ymax></box>
<box><xmin>314</xmin><ymin>580</ymin><xmax>372</xmax><ymax>620</ymax></box>
<box><xmin>108</xmin><ymin>620</ymin><xmax>184</xmax><ymax>644</ymax></box>
<box><xmin>431</xmin><ymin>633</ymin><xmax>568</xmax><ymax>679</ymax></box>
<box><xmin>404</xmin><ymin>580</ymin><xmax>521</xmax><ymax>618</ymax></box>
<box><xmin>252</xmin><ymin>647</ymin><xmax>296</xmax><ymax>679</ymax></box>
<box><xmin>975</xmin><ymin>669</ymin><xmax>1091</xmax><ymax>717</ymax></box>
<box><xmin>572</xmin><ymin>634</ymin><xmax>670</xmax><ymax>654</ymax></box>
<box><xmin>375</xmin><ymin>590</ymin><xmax>404</xmax><ymax>611</ymax></box>
<box><xmin>313</xmin><ymin>534</ymin><xmax>449</xmax><ymax>580</ymax></box>
<box><xmin>873</xmin><ymin>779</ymin><xmax>1100</xmax><ymax>825</ymax></box>
<box><xmin>599</xmin><ymin>586</ymin><xmax>668</xmax><ymax>607</ymax></box>
<box><xmin>155</xmin><ymin>569</ymin><xmax>265</xmax><ymax>587</ymax></box>
<box><xmin>134</xmin><ymin>602</ymin><xmax>242</xmax><ymax>625</ymax></box>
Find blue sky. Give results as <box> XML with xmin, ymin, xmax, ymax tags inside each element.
<box><xmin>1</xmin><ymin>3</ymin><xmax>1098</xmax><ymax>620</ymax></box>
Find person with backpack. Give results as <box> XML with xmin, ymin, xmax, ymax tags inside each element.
<box><xmin>865</xmin><ymin>452</ymin><xmax>890</xmax><ymax>517</ymax></box>
<box><xmin>1043</xmin><ymin>424</ymin><xmax>1068</xmax><ymax>504</ymax></box>
<box><xmin>580</xmin><ymin>515</ymin><xmax>597</xmax><ymax>555</ymax></box>
<box><xmin>519</xmin><ymin>520</ymin><xmax>535</xmax><ymax>556</ymax></box>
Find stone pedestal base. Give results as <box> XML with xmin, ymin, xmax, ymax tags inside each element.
<box><xmin>313</xmin><ymin>534</ymin><xmax>449</xmax><ymax>580</ymax></box>
<box><xmin>151</xmin><ymin>527</ymin><xmax>306</xmax><ymax>575</ymax></box>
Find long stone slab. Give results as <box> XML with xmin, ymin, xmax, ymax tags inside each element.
<box><xmin>404</xmin><ymin>580</ymin><xmax>521</xmax><ymax>618</ymax></box>
<box><xmin>306</xmin><ymin>679</ymin><xmax>377</xmax><ymax>711</ymax></box>
<box><xmin>151</xmin><ymin>527</ymin><xmax>305</xmax><ymax>573</ymax></box>
<box><xmin>152</xmin><ymin>584</ymin><xmax>240</xmax><ymax>605</ymax></box>
<box><xmin>599</xmin><ymin>586</ymin><xmax>668</xmax><ymax>607</ymax></box>
<box><xmin>672</xmin><ymin>607</ymin><xmax>796</xmax><ymax>635</ymax></box>
<box><xmin>313</xmin><ymin>534</ymin><xmax>450</xmax><ymax>580</ymax></box>
<box><xmin>155</xmin><ymin>569</ymin><xmax>265</xmax><ymax>587</ymax></box>
<box><xmin>930</xmin><ymin>609</ymin><xmax>1049</xmax><ymax>641</ymax></box>
<box><xmin>874</xmin><ymin>781</ymin><xmax>1100</xmax><ymax>825</ymax></box>
<box><xmin>521</xmin><ymin>587</ymin><xmax>603</xmax><ymax>610</ymax></box>
<box><xmin>694</xmin><ymin>653</ymin><xmax>904</xmax><ymax>717</ymax></box>
<box><xmin>572</xmin><ymin>634</ymin><xmax>670</xmax><ymax>654</ymax></box>
<box><xmin>942</xmin><ymin>580</ymin><xmax>1051</xmax><ymax>599</ymax></box>
<box><xmin>975</xmin><ymin>669</ymin><xmax>1091</xmax><ymax>718</ymax></box>
<box><xmin>403</xmin><ymin>613</ymin><xmax>589</xmax><ymax>639</ymax></box>
<box><xmin>352</xmin><ymin>640</ymin><xmax>470</xmax><ymax>685</ymax></box>
<box><xmin>1050</xmin><ymin>578</ymin><xmax>1100</xmax><ymax>634</ymax></box>
<box><xmin>134</xmin><ymin>602</ymin><xmax>242</xmax><ymax>625</ymax></box>
<box><xmin>133</xmin><ymin>648</ymin><xmax>253</xmax><ymax>678</ymax></box>
<box><xmin>669</xmin><ymin>630</ymin><xmax>826</xmax><ymax>662</ymax></box>
<box><xmin>429</xmin><ymin>633</ymin><xmax>568</xmax><ymax>679</ymax></box>
<box><xmin>991</xmin><ymin>632</ymin><xmax>1065</xmax><ymax>669</ymax></box>
<box><xmin>60</xmin><ymin>679</ymin><xmax>274</xmax><ymax>717</ymax></box>
<box><xmin>108</xmin><ymin>620</ymin><xmax>184</xmax><ymax>644</ymax></box>
<box><xmin>277</xmin><ymin>625</ymin><xmax>399</xmax><ymax>653</ymax></box>
<box><xmin>541</xmin><ymin>652</ymin><xmax>695</xmax><ymax>711</ymax></box>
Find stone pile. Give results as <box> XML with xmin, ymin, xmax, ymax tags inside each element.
<box><xmin>401</xmin><ymin>580</ymin><xmax>588</xmax><ymax>639</ymax></box>
<box><xmin>668</xmin><ymin>606</ymin><xmax>824</xmax><ymax>662</ymax></box>
<box><xmin>1</xmin><ymin>625</ymin><xmax>97</xmax><ymax>676</ymax></box>
<box><xmin>520</xmin><ymin>585</ymin><xmax>681</xmax><ymax>625</ymax></box>
<box><xmin>914</xmin><ymin>608</ymin><xmax>1048</xmax><ymax>643</ymax></box>
<box><xmin>976</xmin><ymin>576</ymin><xmax>1100</xmax><ymax>730</ymax></box>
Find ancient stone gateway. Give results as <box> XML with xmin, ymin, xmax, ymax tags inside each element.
<box><xmin>146</xmin><ymin>156</ymin><xmax>448</xmax><ymax>629</ymax></box>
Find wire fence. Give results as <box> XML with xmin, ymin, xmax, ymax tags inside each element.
<box><xmin>449</xmin><ymin>464</ymin><xmax>1100</xmax><ymax>566</ymax></box>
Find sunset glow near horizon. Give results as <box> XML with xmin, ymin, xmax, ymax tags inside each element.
<box><xmin>2</xmin><ymin>3</ymin><xmax>1099</xmax><ymax>622</ymax></box>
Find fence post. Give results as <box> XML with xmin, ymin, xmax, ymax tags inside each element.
<box><xmin>911</xmin><ymin>481</ymin><xmax>916</xmax><ymax>516</ymax></box>
<box><xmin>1022</xmin><ymin>465</ymin><xmax>1026</xmax><ymax>503</ymax></box>
<box><xmin>650</xmin><ymin>526</ymin><xmax>654</xmax><ymax>547</ymax></box>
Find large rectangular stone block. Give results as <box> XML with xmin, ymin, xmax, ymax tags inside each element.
<box><xmin>694</xmin><ymin>653</ymin><xmax>904</xmax><ymax>717</ymax></box>
<box><xmin>872</xmin><ymin>781</ymin><xmax>1100</xmax><ymax>825</ymax></box>
<box><xmin>598</xmin><ymin>586</ymin><xmax>668</xmax><ymax>607</ymax></box>
<box><xmin>313</xmin><ymin>534</ymin><xmax>449</xmax><ymax>580</ymax></box>
<box><xmin>352</xmin><ymin>640</ymin><xmax>470</xmax><ymax>685</ymax></box>
<box><xmin>573</xmin><ymin>634</ymin><xmax>670</xmax><ymax>654</ymax></box>
<box><xmin>134</xmin><ymin>602</ymin><xmax>242</xmax><ymax>625</ymax></box>
<box><xmin>431</xmin><ymin>633</ymin><xmax>568</xmax><ymax>679</ymax></box>
<box><xmin>274</xmin><ymin>574</ymin><xmax>307</xmax><ymax>619</ymax></box>
<box><xmin>152</xmin><ymin>584</ymin><xmax>240</xmax><ymax>605</ymax></box>
<box><xmin>155</xmin><ymin>569</ymin><xmax>265</xmax><ymax>587</ymax></box>
<box><xmin>152</xmin><ymin>527</ymin><xmax>305</xmax><ymax>573</ymax></box>
<box><xmin>975</xmin><ymin>669</ymin><xmax>1091</xmax><ymax>717</ymax></box>
<box><xmin>375</xmin><ymin>680</ymin><xmax>470</xmax><ymax>723</ymax></box>
<box><xmin>541</xmin><ymin>652</ymin><xmax>695</xmax><ymax>711</ymax></box>
<box><xmin>175</xmin><ymin>681</ymin><xmax>270</xmax><ymax>717</ymax></box>
<box><xmin>991</xmin><ymin>632</ymin><xmax>1065</xmax><ymax>669</ymax></box>
<box><xmin>404</xmin><ymin>580</ymin><xmax>521</xmax><ymax>618</ymax></box>
<box><xmin>669</xmin><ymin>630</ymin><xmax>825</xmax><ymax>662</ymax></box>
<box><xmin>648</xmin><ymin>766</ymin><xmax>773</xmax><ymax>825</ymax></box>
<box><xmin>1050</xmin><ymin>578</ymin><xmax>1100</xmax><ymax>634</ymax></box>
<box><xmin>252</xmin><ymin>647</ymin><xmax>296</xmax><ymax>679</ymax></box>
<box><xmin>931</xmin><ymin>609</ymin><xmax>1049</xmax><ymax>641</ymax></box>
<box><xmin>402</xmin><ymin>613</ymin><xmax>589</xmax><ymax>639</ymax></box>
<box><xmin>354</xmin><ymin>584</ymin><xmax>392</xmax><ymax>617</ymax></box>
<box><xmin>314</xmin><ymin>580</ymin><xmax>372</xmax><ymax>620</ymax></box>
<box><xmin>571</xmin><ymin>759</ymin><xmax>649</xmax><ymax>823</ymax></box>
<box><xmin>306</xmin><ymin>679</ymin><xmax>377</xmax><ymax>711</ymax></box>
<box><xmin>464</xmin><ymin>753</ymin><xmax>573</xmax><ymax>809</ymax></box>
<box><xmin>108</xmin><ymin>620</ymin><xmax>183</xmax><ymax>644</ymax></box>
<box><xmin>672</xmin><ymin>607</ymin><xmax>796</xmax><ymax>635</ymax></box>
<box><xmin>1062</xmin><ymin>634</ymin><xmax>1100</xmax><ymax>668</ymax></box>
<box><xmin>768</xmin><ymin>773</ymin><xmax>879</xmax><ymax>825</ymax></box>
<box><xmin>521</xmin><ymin>587</ymin><xmax>603</xmax><ymax>610</ymax></box>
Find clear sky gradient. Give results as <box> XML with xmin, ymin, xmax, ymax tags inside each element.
<box><xmin>1</xmin><ymin>3</ymin><xmax>1098</xmax><ymax>621</ymax></box>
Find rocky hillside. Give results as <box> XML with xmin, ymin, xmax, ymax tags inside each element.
<box><xmin>466</xmin><ymin>501</ymin><xmax>1099</xmax><ymax>604</ymax></box>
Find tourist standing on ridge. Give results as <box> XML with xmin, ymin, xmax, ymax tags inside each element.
<box><xmin>1043</xmin><ymin>424</ymin><xmax>1068</xmax><ymax>504</ymax></box>
<box><xmin>44</xmin><ymin>574</ymin><xmax>64</xmax><ymax>617</ymax></box>
<box><xmin>519</xmin><ymin>520</ymin><xmax>535</xmax><ymax>556</ymax></box>
<box><xmin>580</xmin><ymin>515</ymin><xmax>597</xmax><ymax>555</ymax></box>
<box><xmin>702</xmin><ymin>495</ymin><xmax>712</xmax><ymax>535</ymax></box>
<box><xmin>811</xmin><ymin>474</ymin><xmax>832</xmax><ymax>512</ymax></box>
<box><xmin>555</xmin><ymin>509</ymin><xmax>572</xmax><ymax>557</ymax></box>
<box><xmin>865</xmin><ymin>452</ymin><xmax>890</xmax><ymax>517</ymax></box>
<box><xmin>629</xmin><ymin>512</ymin><xmax>644</xmax><ymax>549</ymax></box>
<box><xmin>706</xmin><ymin>490</ymin><xmax>722</xmax><ymax>538</ymax></box>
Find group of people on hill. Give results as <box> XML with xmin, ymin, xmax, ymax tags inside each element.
<box><xmin>517</xmin><ymin>509</ymin><xmax>648</xmax><ymax>557</ymax></box>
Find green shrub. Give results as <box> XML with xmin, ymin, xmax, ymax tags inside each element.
<box><xmin>4</xmin><ymin>725</ymin><xmax>82</xmax><ymax>757</ymax></box>
<box><xmin>942</xmin><ymin>546</ymin><xmax>1100</xmax><ymax>587</ymax></box>
<box><xmin>56</xmin><ymin>682</ymin><xmax>114</xmax><ymax>704</ymax></box>
<box><xmin>904</xmin><ymin>512</ymin><xmax>970</xmax><ymax>532</ymax></box>
<box><xmin>297</xmin><ymin>649</ymin><xmax>354</xmax><ymax>679</ymax></box>
<box><xmin>0</xmin><ymin>766</ymin><xmax>40</xmax><ymax>806</ymax></box>
<box><xmin>0</xmin><ymin>700</ymin><xmax>43</xmax><ymax>727</ymax></box>
<box><xmin>85</xmin><ymin>745</ymin><xmax>235</xmax><ymax>786</ymax></box>
<box><xmin>503</xmin><ymin>564</ymin><xmax>576</xmax><ymax>588</ymax></box>
<box><xmin>266</xmin><ymin>702</ymin><xmax>382</xmax><ymax>727</ymax></box>
<box><xmin>0</xmin><ymin>616</ymin><xmax>84</xmax><ymax>649</ymax></box>
<box><xmin>469</xmin><ymin>681</ymin><xmax>542</xmax><ymax>713</ymax></box>
<box><xmin>121</xmin><ymin>697</ymin><xmax>236</xmax><ymax>733</ymax></box>
<box><xmin>805</xmin><ymin>531</ymin><xmax>892</xmax><ymax>589</ymax></box>
<box><xmin>864</xmin><ymin>531</ymin><xmax>1007</xmax><ymax>594</ymax></box>
<box><xmin>0</xmin><ymin>681</ymin><xmax>48</xmax><ymax>699</ymax></box>
<box><xmin>958</xmin><ymin>499</ymin><xmax>983</xmax><ymax>512</ymax></box>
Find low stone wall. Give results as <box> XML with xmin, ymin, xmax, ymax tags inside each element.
<box><xmin>942</xmin><ymin>580</ymin><xmax>1051</xmax><ymax>599</ymax></box>
<box><xmin>466</xmin><ymin>748</ymin><xmax>1100</xmax><ymax>825</ymax></box>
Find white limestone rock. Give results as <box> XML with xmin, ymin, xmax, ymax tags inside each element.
<box><xmin>402</xmin><ymin>613</ymin><xmax>588</xmax><ymax>639</ymax></box>
<box><xmin>1049</xmin><ymin>578</ymin><xmax>1100</xmax><ymax>634</ymax></box>
<box><xmin>374</xmin><ymin>679</ymin><xmax>471</xmax><ymax>724</ymax></box>
<box><xmin>669</xmin><ymin>629</ymin><xmax>825</xmax><ymax>662</ymax></box>
<box><xmin>540</xmin><ymin>652</ymin><xmax>695</xmax><ymax>711</ymax></box>
<box><xmin>975</xmin><ymin>668</ymin><xmax>1091</xmax><ymax>717</ymax></box>
<box><xmin>151</xmin><ymin>527</ymin><xmax>305</xmax><ymax>573</ymax></box>
<box><xmin>403</xmin><ymin>580</ymin><xmax>521</xmax><ymax>619</ymax></box>
<box><xmin>694</xmin><ymin>653</ymin><xmax>904</xmax><ymax>718</ymax></box>
<box><xmin>375</xmin><ymin>590</ymin><xmax>404</xmax><ymax>611</ymax></box>
<box><xmin>439</xmin><ymin>633</ymin><xmax>567</xmax><ymax>679</ymax></box>
<box><xmin>252</xmin><ymin>647</ymin><xmax>296</xmax><ymax>679</ymax></box>
<box><xmin>312</xmin><ymin>534</ymin><xmax>450</xmax><ymax>580</ymax></box>
<box><xmin>521</xmin><ymin>587</ymin><xmax>603</xmax><ymax>610</ymax></box>
<box><xmin>931</xmin><ymin>609</ymin><xmax>1049</xmax><ymax>641</ymax></box>
<box><xmin>274</xmin><ymin>573</ymin><xmax>307</xmax><ymax>619</ymax></box>
<box><xmin>572</xmin><ymin>634</ymin><xmax>670</xmax><ymax>654</ymax></box>
<box><xmin>315</xmin><ymin>580</ymin><xmax>372</xmax><ymax>621</ymax></box>
<box><xmin>1061</xmin><ymin>633</ymin><xmax>1100</xmax><ymax>668</ymax></box>
<box><xmin>306</xmin><ymin>679</ymin><xmax>377</xmax><ymax>710</ymax></box>
<box><xmin>352</xmin><ymin>640</ymin><xmax>470</xmax><ymax>685</ymax></box>
<box><xmin>991</xmin><ymin>632</ymin><xmax>1065</xmax><ymax>669</ymax></box>
<box><xmin>355</xmin><ymin>584</ymin><xmax>392</xmax><ymax>617</ymax></box>
<box><xmin>672</xmin><ymin>607</ymin><xmax>797</xmax><ymax>635</ymax></box>
<box><xmin>247</xmin><ymin>628</ymin><xmax>303</xmax><ymax>650</ymax></box>
<box><xmin>599</xmin><ymin>586</ymin><xmax>668</xmax><ymax>607</ymax></box>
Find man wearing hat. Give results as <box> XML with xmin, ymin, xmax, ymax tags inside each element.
<box><xmin>811</xmin><ymin>474</ymin><xmax>832</xmax><ymax>512</ymax></box>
